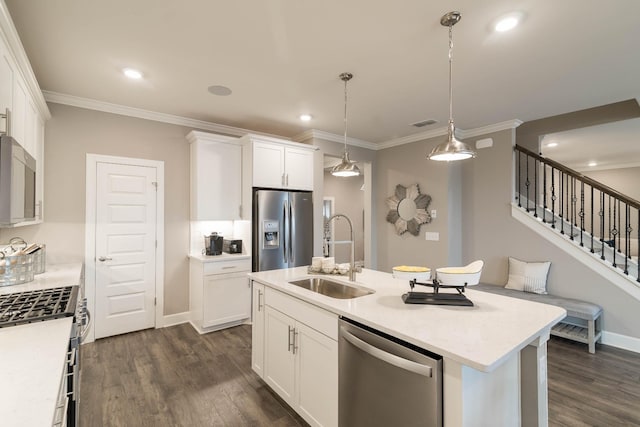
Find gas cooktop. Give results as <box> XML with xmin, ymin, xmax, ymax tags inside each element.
<box><xmin>0</xmin><ymin>286</ymin><xmax>79</xmax><ymax>328</ymax></box>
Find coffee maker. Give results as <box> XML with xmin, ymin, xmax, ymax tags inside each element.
<box><xmin>204</xmin><ymin>232</ymin><xmax>224</xmax><ymax>256</ymax></box>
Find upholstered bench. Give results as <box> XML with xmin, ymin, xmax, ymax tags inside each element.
<box><xmin>473</xmin><ymin>284</ymin><xmax>603</xmax><ymax>353</ymax></box>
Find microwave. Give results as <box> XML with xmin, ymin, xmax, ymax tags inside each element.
<box><xmin>0</xmin><ymin>136</ymin><xmax>36</xmax><ymax>225</ymax></box>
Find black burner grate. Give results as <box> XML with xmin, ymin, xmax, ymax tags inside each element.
<box><xmin>0</xmin><ymin>286</ymin><xmax>78</xmax><ymax>327</ymax></box>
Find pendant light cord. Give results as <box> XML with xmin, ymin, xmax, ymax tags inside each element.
<box><xmin>343</xmin><ymin>76</ymin><xmax>349</xmax><ymax>154</ymax></box>
<box><xmin>448</xmin><ymin>24</ymin><xmax>454</xmax><ymax>125</ymax></box>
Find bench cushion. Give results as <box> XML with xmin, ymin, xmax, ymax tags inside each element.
<box><xmin>473</xmin><ymin>284</ymin><xmax>602</xmax><ymax>321</ymax></box>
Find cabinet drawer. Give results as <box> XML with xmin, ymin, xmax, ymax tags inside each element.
<box><xmin>265</xmin><ymin>287</ymin><xmax>338</xmax><ymax>340</ymax></box>
<box><xmin>203</xmin><ymin>259</ymin><xmax>250</xmax><ymax>275</ymax></box>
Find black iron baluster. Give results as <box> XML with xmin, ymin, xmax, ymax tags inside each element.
<box><xmin>590</xmin><ymin>186</ymin><xmax>594</xmax><ymax>253</ymax></box>
<box><xmin>560</xmin><ymin>172</ymin><xmax>565</xmax><ymax>235</ymax></box>
<box><xmin>542</xmin><ymin>163</ymin><xmax>547</xmax><ymax>223</ymax></box>
<box><xmin>624</xmin><ymin>203</ymin><xmax>630</xmax><ymax>275</ymax></box>
<box><xmin>525</xmin><ymin>154</ymin><xmax>530</xmax><ymax>212</ymax></box>
<box><xmin>533</xmin><ymin>158</ymin><xmax>539</xmax><ymax>218</ymax></box>
<box><xmin>611</xmin><ymin>195</ymin><xmax>617</xmax><ymax>268</ymax></box>
<box><xmin>570</xmin><ymin>176</ymin><xmax>575</xmax><ymax>241</ymax></box>
<box><xmin>517</xmin><ymin>150</ymin><xmax>521</xmax><ymax>207</ymax></box>
<box><xmin>617</xmin><ymin>199</ymin><xmax>622</xmax><ymax>254</ymax></box>
<box><xmin>637</xmin><ymin>212</ymin><xmax>639</xmax><ymax>282</ymax></box>
<box><xmin>579</xmin><ymin>181</ymin><xmax>584</xmax><ymax>247</ymax></box>
<box><xmin>600</xmin><ymin>191</ymin><xmax>605</xmax><ymax>260</ymax></box>
<box><xmin>551</xmin><ymin>167</ymin><xmax>556</xmax><ymax>229</ymax></box>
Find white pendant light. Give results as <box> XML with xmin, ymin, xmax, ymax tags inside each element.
<box><xmin>331</xmin><ymin>72</ymin><xmax>361</xmax><ymax>177</ymax></box>
<box><xmin>428</xmin><ymin>11</ymin><xmax>476</xmax><ymax>162</ymax></box>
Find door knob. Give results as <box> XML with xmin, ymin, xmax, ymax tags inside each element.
<box><xmin>98</xmin><ymin>256</ymin><xmax>113</xmax><ymax>262</ymax></box>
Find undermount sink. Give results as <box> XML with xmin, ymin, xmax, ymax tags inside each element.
<box><xmin>288</xmin><ymin>277</ymin><xmax>375</xmax><ymax>299</ymax></box>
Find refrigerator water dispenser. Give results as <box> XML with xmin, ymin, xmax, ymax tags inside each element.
<box><xmin>262</xmin><ymin>220</ymin><xmax>280</xmax><ymax>249</ymax></box>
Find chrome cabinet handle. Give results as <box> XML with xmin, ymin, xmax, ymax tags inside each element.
<box><xmin>293</xmin><ymin>329</ymin><xmax>299</xmax><ymax>355</ymax></box>
<box><xmin>285</xmin><ymin>173</ymin><xmax>289</xmax><ymax>187</ymax></box>
<box><xmin>288</xmin><ymin>325</ymin><xmax>294</xmax><ymax>352</ymax></box>
<box><xmin>257</xmin><ymin>289</ymin><xmax>263</xmax><ymax>311</ymax></box>
<box><xmin>98</xmin><ymin>256</ymin><xmax>112</xmax><ymax>262</ymax></box>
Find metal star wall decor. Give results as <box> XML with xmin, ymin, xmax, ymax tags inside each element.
<box><xmin>385</xmin><ymin>184</ymin><xmax>432</xmax><ymax>236</ymax></box>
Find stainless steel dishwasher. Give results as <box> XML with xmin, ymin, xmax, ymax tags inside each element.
<box><xmin>339</xmin><ymin>317</ymin><xmax>443</xmax><ymax>427</ymax></box>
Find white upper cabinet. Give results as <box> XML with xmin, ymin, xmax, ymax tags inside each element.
<box><xmin>187</xmin><ymin>130</ymin><xmax>242</xmax><ymax>220</ymax></box>
<box><xmin>0</xmin><ymin>3</ymin><xmax>51</xmax><ymax>226</ymax></box>
<box><xmin>242</xmin><ymin>134</ymin><xmax>316</xmax><ymax>191</ymax></box>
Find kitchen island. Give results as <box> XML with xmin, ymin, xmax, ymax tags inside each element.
<box><xmin>249</xmin><ymin>267</ymin><xmax>566</xmax><ymax>427</ymax></box>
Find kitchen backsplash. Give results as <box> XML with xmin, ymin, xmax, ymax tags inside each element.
<box><xmin>190</xmin><ymin>220</ymin><xmax>251</xmax><ymax>255</ymax></box>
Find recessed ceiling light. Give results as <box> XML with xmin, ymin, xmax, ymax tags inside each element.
<box><xmin>123</xmin><ymin>68</ymin><xmax>143</xmax><ymax>79</ymax></box>
<box><xmin>588</xmin><ymin>161</ymin><xmax>598</xmax><ymax>167</ymax></box>
<box><xmin>546</xmin><ymin>142</ymin><xmax>558</xmax><ymax>148</ymax></box>
<box><xmin>299</xmin><ymin>114</ymin><xmax>312</xmax><ymax>122</ymax></box>
<box><xmin>494</xmin><ymin>13</ymin><xmax>523</xmax><ymax>32</ymax></box>
<box><xmin>208</xmin><ymin>85</ymin><xmax>232</xmax><ymax>96</ymax></box>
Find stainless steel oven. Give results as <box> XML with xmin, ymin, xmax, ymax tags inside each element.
<box><xmin>339</xmin><ymin>317</ymin><xmax>443</xmax><ymax>427</ymax></box>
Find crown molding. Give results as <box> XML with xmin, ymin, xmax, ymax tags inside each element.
<box><xmin>376</xmin><ymin>127</ymin><xmax>449</xmax><ymax>150</ymax></box>
<box><xmin>42</xmin><ymin>91</ymin><xmax>289</xmax><ymax>140</ymax></box>
<box><xmin>0</xmin><ymin>2</ymin><xmax>51</xmax><ymax>120</ymax></box>
<box><xmin>293</xmin><ymin>129</ymin><xmax>378</xmax><ymax>150</ymax></box>
<box><xmin>185</xmin><ymin>130</ymin><xmax>238</xmax><ymax>144</ymax></box>
<box><xmin>457</xmin><ymin>119</ymin><xmax>523</xmax><ymax>139</ymax></box>
<box><xmin>572</xmin><ymin>160</ymin><xmax>640</xmax><ymax>173</ymax></box>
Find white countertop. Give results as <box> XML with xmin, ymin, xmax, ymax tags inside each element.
<box><xmin>0</xmin><ymin>317</ymin><xmax>73</xmax><ymax>427</ymax></box>
<box><xmin>189</xmin><ymin>253</ymin><xmax>250</xmax><ymax>263</ymax></box>
<box><xmin>0</xmin><ymin>263</ymin><xmax>83</xmax><ymax>295</ymax></box>
<box><xmin>0</xmin><ymin>263</ymin><xmax>83</xmax><ymax>426</ymax></box>
<box><xmin>249</xmin><ymin>267</ymin><xmax>566</xmax><ymax>372</ymax></box>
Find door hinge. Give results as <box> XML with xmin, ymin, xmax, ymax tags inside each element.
<box><xmin>154</xmin><ymin>297</ymin><xmax>157</xmax><ymax>306</ymax></box>
<box><xmin>155</xmin><ymin>240</ymin><xmax>157</xmax><ymax>249</ymax></box>
<box><xmin>152</xmin><ymin>181</ymin><xmax>158</xmax><ymax>190</ymax></box>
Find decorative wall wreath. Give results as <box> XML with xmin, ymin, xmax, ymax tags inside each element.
<box><xmin>385</xmin><ymin>184</ymin><xmax>432</xmax><ymax>236</ymax></box>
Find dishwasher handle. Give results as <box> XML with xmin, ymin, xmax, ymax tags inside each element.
<box><xmin>341</xmin><ymin>327</ymin><xmax>433</xmax><ymax>378</ymax></box>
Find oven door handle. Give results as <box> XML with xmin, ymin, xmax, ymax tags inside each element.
<box><xmin>341</xmin><ymin>328</ymin><xmax>433</xmax><ymax>378</ymax></box>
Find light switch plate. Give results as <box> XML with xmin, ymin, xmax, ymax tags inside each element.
<box><xmin>430</xmin><ymin>209</ymin><xmax>437</xmax><ymax>219</ymax></box>
<box><xmin>425</xmin><ymin>232</ymin><xmax>440</xmax><ymax>241</ymax></box>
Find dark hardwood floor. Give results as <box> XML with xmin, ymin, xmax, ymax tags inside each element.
<box><xmin>80</xmin><ymin>323</ymin><xmax>640</xmax><ymax>427</ymax></box>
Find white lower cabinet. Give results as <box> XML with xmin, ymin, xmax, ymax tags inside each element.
<box><xmin>189</xmin><ymin>257</ymin><xmax>251</xmax><ymax>333</ymax></box>
<box><xmin>251</xmin><ymin>282</ymin><xmax>265</xmax><ymax>378</ymax></box>
<box><xmin>253</xmin><ymin>284</ymin><xmax>338</xmax><ymax>427</ymax></box>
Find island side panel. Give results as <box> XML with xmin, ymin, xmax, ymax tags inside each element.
<box><xmin>521</xmin><ymin>332</ymin><xmax>550</xmax><ymax>427</ymax></box>
<box><xmin>443</xmin><ymin>355</ymin><xmax>519</xmax><ymax>427</ymax></box>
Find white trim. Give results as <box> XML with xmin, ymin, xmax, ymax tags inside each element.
<box><xmin>601</xmin><ymin>331</ymin><xmax>640</xmax><ymax>353</ymax></box>
<box><xmin>84</xmin><ymin>154</ymin><xmax>165</xmax><ymax>343</ymax></box>
<box><xmin>457</xmin><ymin>119</ymin><xmax>523</xmax><ymax>139</ymax></box>
<box><xmin>43</xmin><ymin>90</ymin><xmax>288</xmax><ymax>140</ymax></box>
<box><xmin>0</xmin><ymin>2</ymin><xmax>50</xmax><ymax>119</ymax></box>
<box><xmin>511</xmin><ymin>204</ymin><xmax>640</xmax><ymax>300</ymax></box>
<box><xmin>376</xmin><ymin>127</ymin><xmax>448</xmax><ymax>150</ymax></box>
<box><xmin>293</xmin><ymin>129</ymin><xmax>377</xmax><ymax>150</ymax></box>
<box><xmin>161</xmin><ymin>312</ymin><xmax>190</xmax><ymax>328</ymax></box>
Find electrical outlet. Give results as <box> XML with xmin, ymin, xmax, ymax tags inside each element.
<box><xmin>430</xmin><ymin>209</ymin><xmax>437</xmax><ymax>219</ymax></box>
<box><xmin>425</xmin><ymin>232</ymin><xmax>440</xmax><ymax>241</ymax></box>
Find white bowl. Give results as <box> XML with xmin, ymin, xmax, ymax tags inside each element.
<box><xmin>435</xmin><ymin>260</ymin><xmax>483</xmax><ymax>286</ymax></box>
<box><xmin>392</xmin><ymin>267</ymin><xmax>431</xmax><ymax>282</ymax></box>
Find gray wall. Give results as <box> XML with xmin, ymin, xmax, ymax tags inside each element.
<box><xmin>585</xmin><ymin>166</ymin><xmax>640</xmax><ymax>202</ymax></box>
<box><xmin>323</xmin><ymin>170</ymin><xmax>364</xmax><ymax>264</ymax></box>
<box><xmin>0</xmin><ymin>103</ymin><xmax>193</xmax><ymax>315</ymax></box>
<box><xmin>374</xmin><ymin>136</ymin><xmax>461</xmax><ymax>273</ymax></box>
<box><xmin>461</xmin><ymin>128</ymin><xmax>640</xmax><ymax>339</ymax></box>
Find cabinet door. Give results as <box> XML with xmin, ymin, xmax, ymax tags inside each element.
<box><xmin>253</xmin><ymin>141</ymin><xmax>285</xmax><ymax>188</ymax></box>
<box><xmin>11</xmin><ymin>76</ymin><xmax>26</xmax><ymax>149</ymax></box>
<box><xmin>285</xmin><ymin>147</ymin><xmax>314</xmax><ymax>190</ymax></box>
<box><xmin>251</xmin><ymin>281</ymin><xmax>265</xmax><ymax>378</ymax></box>
<box><xmin>191</xmin><ymin>140</ymin><xmax>241</xmax><ymax>220</ymax></box>
<box><xmin>295</xmin><ymin>322</ymin><xmax>338</xmax><ymax>427</ymax></box>
<box><xmin>264</xmin><ymin>306</ymin><xmax>296</xmax><ymax>406</ymax></box>
<box><xmin>202</xmin><ymin>272</ymin><xmax>251</xmax><ymax>329</ymax></box>
<box><xmin>0</xmin><ymin>41</ymin><xmax>13</xmax><ymax>123</ymax></box>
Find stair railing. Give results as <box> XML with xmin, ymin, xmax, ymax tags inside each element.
<box><xmin>515</xmin><ymin>144</ymin><xmax>639</xmax><ymax>282</ymax></box>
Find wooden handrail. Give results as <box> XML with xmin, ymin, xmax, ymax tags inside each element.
<box><xmin>515</xmin><ymin>144</ymin><xmax>640</xmax><ymax>210</ymax></box>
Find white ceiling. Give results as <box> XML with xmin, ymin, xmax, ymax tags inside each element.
<box><xmin>5</xmin><ymin>0</ymin><xmax>640</xmax><ymax>144</ymax></box>
<box><xmin>541</xmin><ymin>118</ymin><xmax>640</xmax><ymax>171</ymax></box>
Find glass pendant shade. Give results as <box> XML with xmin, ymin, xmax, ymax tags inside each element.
<box><xmin>331</xmin><ymin>151</ymin><xmax>361</xmax><ymax>177</ymax></box>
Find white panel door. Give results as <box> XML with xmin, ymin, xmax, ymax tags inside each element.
<box><xmin>284</xmin><ymin>147</ymin><xmax>314</xmax><ymax>190</ymax></box>
<box><xmin>95</xmin><ymin>162</ymin><xmax>157</xmax><ymax>339</ymax></box>
<box><xmin>253</xmin><ymin>141</ymin><xmax>285</xmax><ymax>188</ymax></box>
<box><xmin>202</xmin><ymin>272</ymin><xmax>251</xmax><ymax>328</ymax></box>
<box><xmin>264</xmin><ymin>306</ymin><xmax>296</xmax><ymax>406</ymax></box>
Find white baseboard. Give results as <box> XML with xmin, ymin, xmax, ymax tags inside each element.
<box><xmin>602</xmin><ymin>331</ymin><xmax>640</xmax><ymax>354</ymax></box>
<box><xmin>161</xmin><ymin>311</ymin><xmax>190</xmax><ymax>328</ymax></box>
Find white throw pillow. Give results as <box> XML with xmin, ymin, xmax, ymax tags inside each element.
<box><xmin>505</xmin><ymin>257</ymin><xmax>551</xmax><ymax>294</ymax></box>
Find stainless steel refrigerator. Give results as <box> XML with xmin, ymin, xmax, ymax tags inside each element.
<box><xmin>253</xmin><ymin>189</ymin><xmax>313</xmax><ymax>272</ymax></box>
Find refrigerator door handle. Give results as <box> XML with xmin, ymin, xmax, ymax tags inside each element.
<box><xmin>283</xmin><ymin>200</ymin><xmax>288</xmax><ymax>263</ymax></box>
<box><xmin>289</xmin><ymin>201</ymin><xmax>294</xmax><ymax>264</ymax></box>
